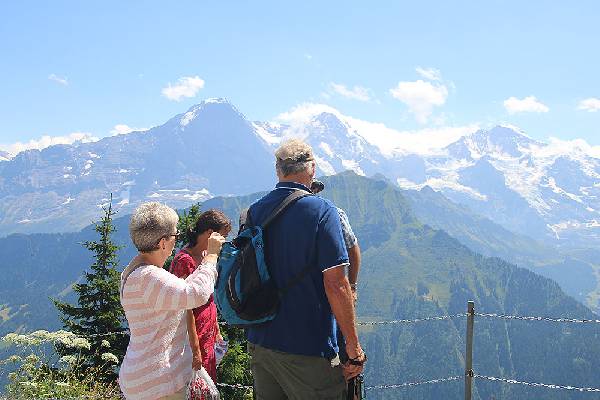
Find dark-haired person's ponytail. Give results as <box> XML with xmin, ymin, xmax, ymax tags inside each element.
<box><xmin>186</xmin><ymin>226</ymin><xmax>199</xmax><ymax>247</ymax></box>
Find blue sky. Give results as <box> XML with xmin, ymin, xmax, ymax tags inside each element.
<box><xmin>1</xmin><ymin>1</ymin><xmax>599</xmax><ymax>153</ymax></box>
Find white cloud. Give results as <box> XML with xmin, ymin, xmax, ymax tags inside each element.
<box><xmin>389</xmin><ymin>80</ymin><xmax>448</xmax><ymax>124</ymax></box>
<box><xmin>275</xmin><ymin>102</ymin><xmax>478</xmax><ymax>156</ymax></box>
<box><xmin>544</xmin><ymin>137</ymin><xmax>600</xmax><ymax>159</ymax></box>
<box><xmin>329</xmin><ymin>83</ymin><xmax>372</xmax><ymax>102</ymax></box>
<box><xmin>48</xmin><ymin>74</ymin><xmax>68</xmax><ymax>86</ymax></box>
<box><xmin>578</xmin><ymin>98</ymin><xmax>600</xmax><ymax>112</ymax></box>
<box><xmin>416</xmin><ymin>67</ymin><xmax>442</xmax><ymax>81</ymax></box>
<box><xmin>503</xmin><ymin>96</ymin><xmax>549</xmax><ymax>114</ymax></box>
<box><xmin>276</xmin><ymin>103</ymin><xmax>340</xmax><ymax>127</ymax></box>
<box><xmin>110</xmin><ymin>124</ymin><xmax>148</xmax><ymax>136</ymax></box>
<box><xmin>161</xmin><ymin>76</ymin><xmax>205</xmax><ymax>101</ymax></box>
<box><xmin>0</xmin><ymin>132</ymin><xmax>98</xmax><ymax>156</ymax></box>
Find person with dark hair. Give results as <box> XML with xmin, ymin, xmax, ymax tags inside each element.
<box><xmin>169</xmin><ymin>209</ymin><xmax>232</xmax><ymax>383</ymax></box>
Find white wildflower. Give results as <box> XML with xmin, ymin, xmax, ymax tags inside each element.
<box><xmin>8</xmin><ymin>355</ymin><xmax>22</xmax><ymax>363</ymax></box>
<box><xmin>70</xmin><ymin>337</ymin><xmax>91</xmax><ymax>350</ymax></box>
<box><xmin>52</xmin><ymin>330</ymin><xmax>78</xmax><ymax>347</ymax></box>
<box><xmin>2</xmin><ymin>332</ymin><xmax>40</xmax><ymax>346</ymax></box>
<box><xmin>24</xmin><ymin>354</ymin><xmax>39</xmax><ymax>364</ymax></box>
<box><xmin>101</xmin><ymin>352</ymin><xmax>119</xmax><ymax>364</ymax></box>
<box><xmin>55</xmin><ymin>382</ymin><xmax>70</xmax><ymax>387</ymax></box>
<box><xmin>2</xmin><ymin>333</ymin><xmax>18</xmax><ymax>343</ymax></box>
<box><xmin>20</xmin><ymin>381</ymin><xmax>37</xmax><ymax>387</ymax></box>
<box><xmin>59</xmin><ymin>355</ymin><xmax>78</xmax><ymax>365</ymax></box>
<box><xmin>0</xmin><ymin>354</ymin><xmax>22</xmax><ymax>365</ymax></box>
<box><xmin>101</xmin><ymin>339</ymin><xmax>111</xmax><ymax>348</ymax></box>
<box><xmin>30</xmin><ymin>330</ymin><xmax>52</xmax><ymax>342</ymax></box>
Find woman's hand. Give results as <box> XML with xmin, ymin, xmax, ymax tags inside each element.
<box><xmin>206</xmin><ymin>232</ymin><xmax>226</xmax><ymax>257</ymax></box>
<box><xmin>192</xmin><ymin>349</ymin><xmax>203</xmax><ymax>371</ymax></box>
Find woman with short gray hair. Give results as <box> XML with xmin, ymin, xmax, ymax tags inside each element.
<box><xmin>119</xmin><ymin>202</ymin><xmax>225</xmax><ymax>400</ymax></box>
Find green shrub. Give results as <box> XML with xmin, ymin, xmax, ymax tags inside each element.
<box><xmin>1</xmin><ymin>330</ymin><xmax>122</xmax><ymax>399</ymax></box>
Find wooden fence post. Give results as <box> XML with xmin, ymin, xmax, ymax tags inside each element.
<box><xmin>465</xmin><ymin>301</ymin><xmax>475</xmax><ymax>400</ymax></box>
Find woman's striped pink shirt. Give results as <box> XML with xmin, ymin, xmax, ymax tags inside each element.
<box><xmin>119</xmin><ymin>261</ymin><xmax>217</xmax><ymax>400</ymax></box>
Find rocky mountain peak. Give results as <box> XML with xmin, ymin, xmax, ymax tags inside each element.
<box><xmin>0</xmin><ymin>150</ymin><xmax>12</xmax><ymax>161</ymax></box>
<box><xmin>445</xmin><ymin>125</ymin><xmax>543</xmax><ymax>160</ymax></box>
<box><xmin>178</xmin><ymin>98</ymin><xmax>245</xmax><ymax>129</ymax></box>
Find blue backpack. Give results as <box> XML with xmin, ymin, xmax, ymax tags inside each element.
<box><xmin>215</xmin><ymin>189</ymin><xmax>312</xmax><ymax>327</ymax></box>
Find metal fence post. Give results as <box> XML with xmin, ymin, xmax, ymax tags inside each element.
<box><xmin>465</xmin><ymin>301</ymin><xmax>475</xmax><ymax>400</ymax></box>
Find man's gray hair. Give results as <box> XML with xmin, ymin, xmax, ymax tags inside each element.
<box><xmin>129</xmin><ymin>202</ymin><xmax>179</xmax><ymax>253</ymax></box>
<box><xmin>275</xmin><ymin>138</ymin><xmax>315</xmax><ymax>177</ymax></box>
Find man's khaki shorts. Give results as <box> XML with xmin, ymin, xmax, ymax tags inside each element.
<box><xmin>249</xmin><ymin>343</ymin><xmax>347</xmax><ymax>400</ymax></box>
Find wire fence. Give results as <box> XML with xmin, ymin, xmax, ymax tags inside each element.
<box><xmin>475</xmin><ymin>312</ymin><xmax>600</xmax><ymax>324</ymax></box>
<box><xmin>356</xmin><ymin>313</ymin><xmax>467</xmax><ymax>325</ymax></box>
<box><xmin>364</xmin><ymin>375</ymin><xmax>463</xmax><ymax>391</ymax></box>
<box><xmin>473</xmin><ymin>374</ymin><xmax>600</xmax><ymax>393</ymax></box>
<box><xmin>3</xmin><ymin>305</ymin><xmax>600</xmax><ymax>398</ymax></box>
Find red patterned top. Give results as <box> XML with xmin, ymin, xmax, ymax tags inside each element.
<box><xmin>169</xmin><ymin>249</ymin><xmax>218</xmax><ymax>382</ymax></box>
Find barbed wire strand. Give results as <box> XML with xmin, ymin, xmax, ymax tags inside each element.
<box><xmin>357</xmin><ymin>313</ymin><xmax>468</xmax><ymax>325</ymax></box>
<box><xmin>217</xmin><ymin>382</ymin><xmax>253</xmax><ymax>391</ymax></box>
<box><xmin>218</xmin><ymin>377</ymin><xmax>468</xmax><ymax>394</ymax></box>
<box><xmin>474</xmin><ymin>374</ymin><xmax>600</xmax><ymax>392</ymax></box>
<box><xmin>86</xmin><ymin>331</ymin><xmax>129</xmax><ymax>338</ymax></box>
<box><xmin>7</xmin><ymin>310</ymin><xmax>600</xmax><ymax>342</ymax></box>
<box><xmin>365</xmin><ymin>375</ymin><xmax>463</xmax><ymax>390</ymax></box>
<box><xmin>475</xmin><ymin>312</ymin><xmax>600</xmax><ymax>324</ymax></box>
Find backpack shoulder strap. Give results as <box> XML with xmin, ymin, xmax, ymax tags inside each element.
<box><xmin>238</xmin><ymin>207</ymin><xmax>253</xmax><ymax>233</ymax></box>
<box><xmin>261</xmin><ymin>189</ymin><xmax>312</xmax><ymax>230</ymax></box>
<box><xmin>279</xmin><ymin>262</ymin><xmax>314</xmax><ymax>296</ymax></box>
<box><xmin>268</xmin><ymin>189</ymin><xmax>314</xmax><ymax>295</ymax></box>
<box><xmin>120</xmin><ymin>262</ymin><xmax>150</xmax><ymax>298</ymax></box>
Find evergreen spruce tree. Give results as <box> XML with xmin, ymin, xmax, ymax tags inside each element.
<box><xmin>53</xmin><ymin>195</ymin><xmax>128</xmax><ymax>381</ymax></box>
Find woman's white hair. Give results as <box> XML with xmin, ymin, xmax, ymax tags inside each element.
<box><xmin>275</xmin><ymin>138</ymin><xmax>315</xmax><ymax>176</ymax></box>
<box><xmin>129</xmin><ymin>202</ymin><xmax>179</xmax><ymax>252</ymax></box>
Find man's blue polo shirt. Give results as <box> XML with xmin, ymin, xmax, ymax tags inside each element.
<box><xmin>246</xmin><ymin>181</ymin><xmax>349</xmax><ymax>359</ymax></box>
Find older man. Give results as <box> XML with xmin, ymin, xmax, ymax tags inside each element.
<box><xmin>245</xmin><ymin>139</ymin><xmax>365</xmax><ymax>400</ymax></box>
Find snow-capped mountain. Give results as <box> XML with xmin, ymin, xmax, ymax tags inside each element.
<box><xmin>0</xmin><ymin>150</ymin><xmax>11</xmax><ymax>162</ymax></box>
<box><xmin>407</xmin><ymin>126</ymin><xmax>600</xmax><ymax>246</ymax></box>
<box><xmin>258</xmin><ymin>111</ymin><xmax>600</xmax><ymax>247</ymax></box>
<box><xmin>1</xmin><ymin>99</ymin><xmax>599</xmax><ymax>248</ymax></box>
<box><xmin>0</xmin><ymin>99</ymin><xmax>275</xmax><ymax>235</ymax></box>
<box><xmin>275</xmin><ymin>111</ymin><xmax>384</xmax><ymax>177</ymax></box>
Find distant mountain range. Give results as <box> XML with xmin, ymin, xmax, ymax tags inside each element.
<box><xmin>401</xmin><ymin>182</ymin><xmax>599</xmax><ymax>312</ymax></box>
<box><xmin>262</xmin><ymin>111</ymin><xmax>600</xmax><ymax>249</ymax></box>
<box><xmin>1</xmin><ymin>99</ymin><xmax>599</xmax><ymax>250</ymax></box>
<box><xmin>2</xmin><ymin>173</ymin><xmax>599</xmax><ymax>400</ymax></box>
<box><xmin>0</xmin><ymin>99</ymin><xmax>274</xmax><ymax>235</ymax></box>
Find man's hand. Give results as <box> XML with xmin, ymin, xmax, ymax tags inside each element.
<box><xmin>192</xmin><ymin>349</ymin><xmax>203</xmax><ymax>371</ymax></box>
<box><xmin>323</xmin><ymin>266</ymin><xmax>365</xmax><ymax>381</ymax></box>
<box><xmin>342</xmin><ymin>341</ymin><xmax>366</xmax><ymax>380</ymax></box>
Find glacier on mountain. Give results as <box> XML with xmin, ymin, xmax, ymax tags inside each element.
<box><xmin>0</xmin><ymin>98</ymin><xmax>598</xmax><ymax>247</ymax></box>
